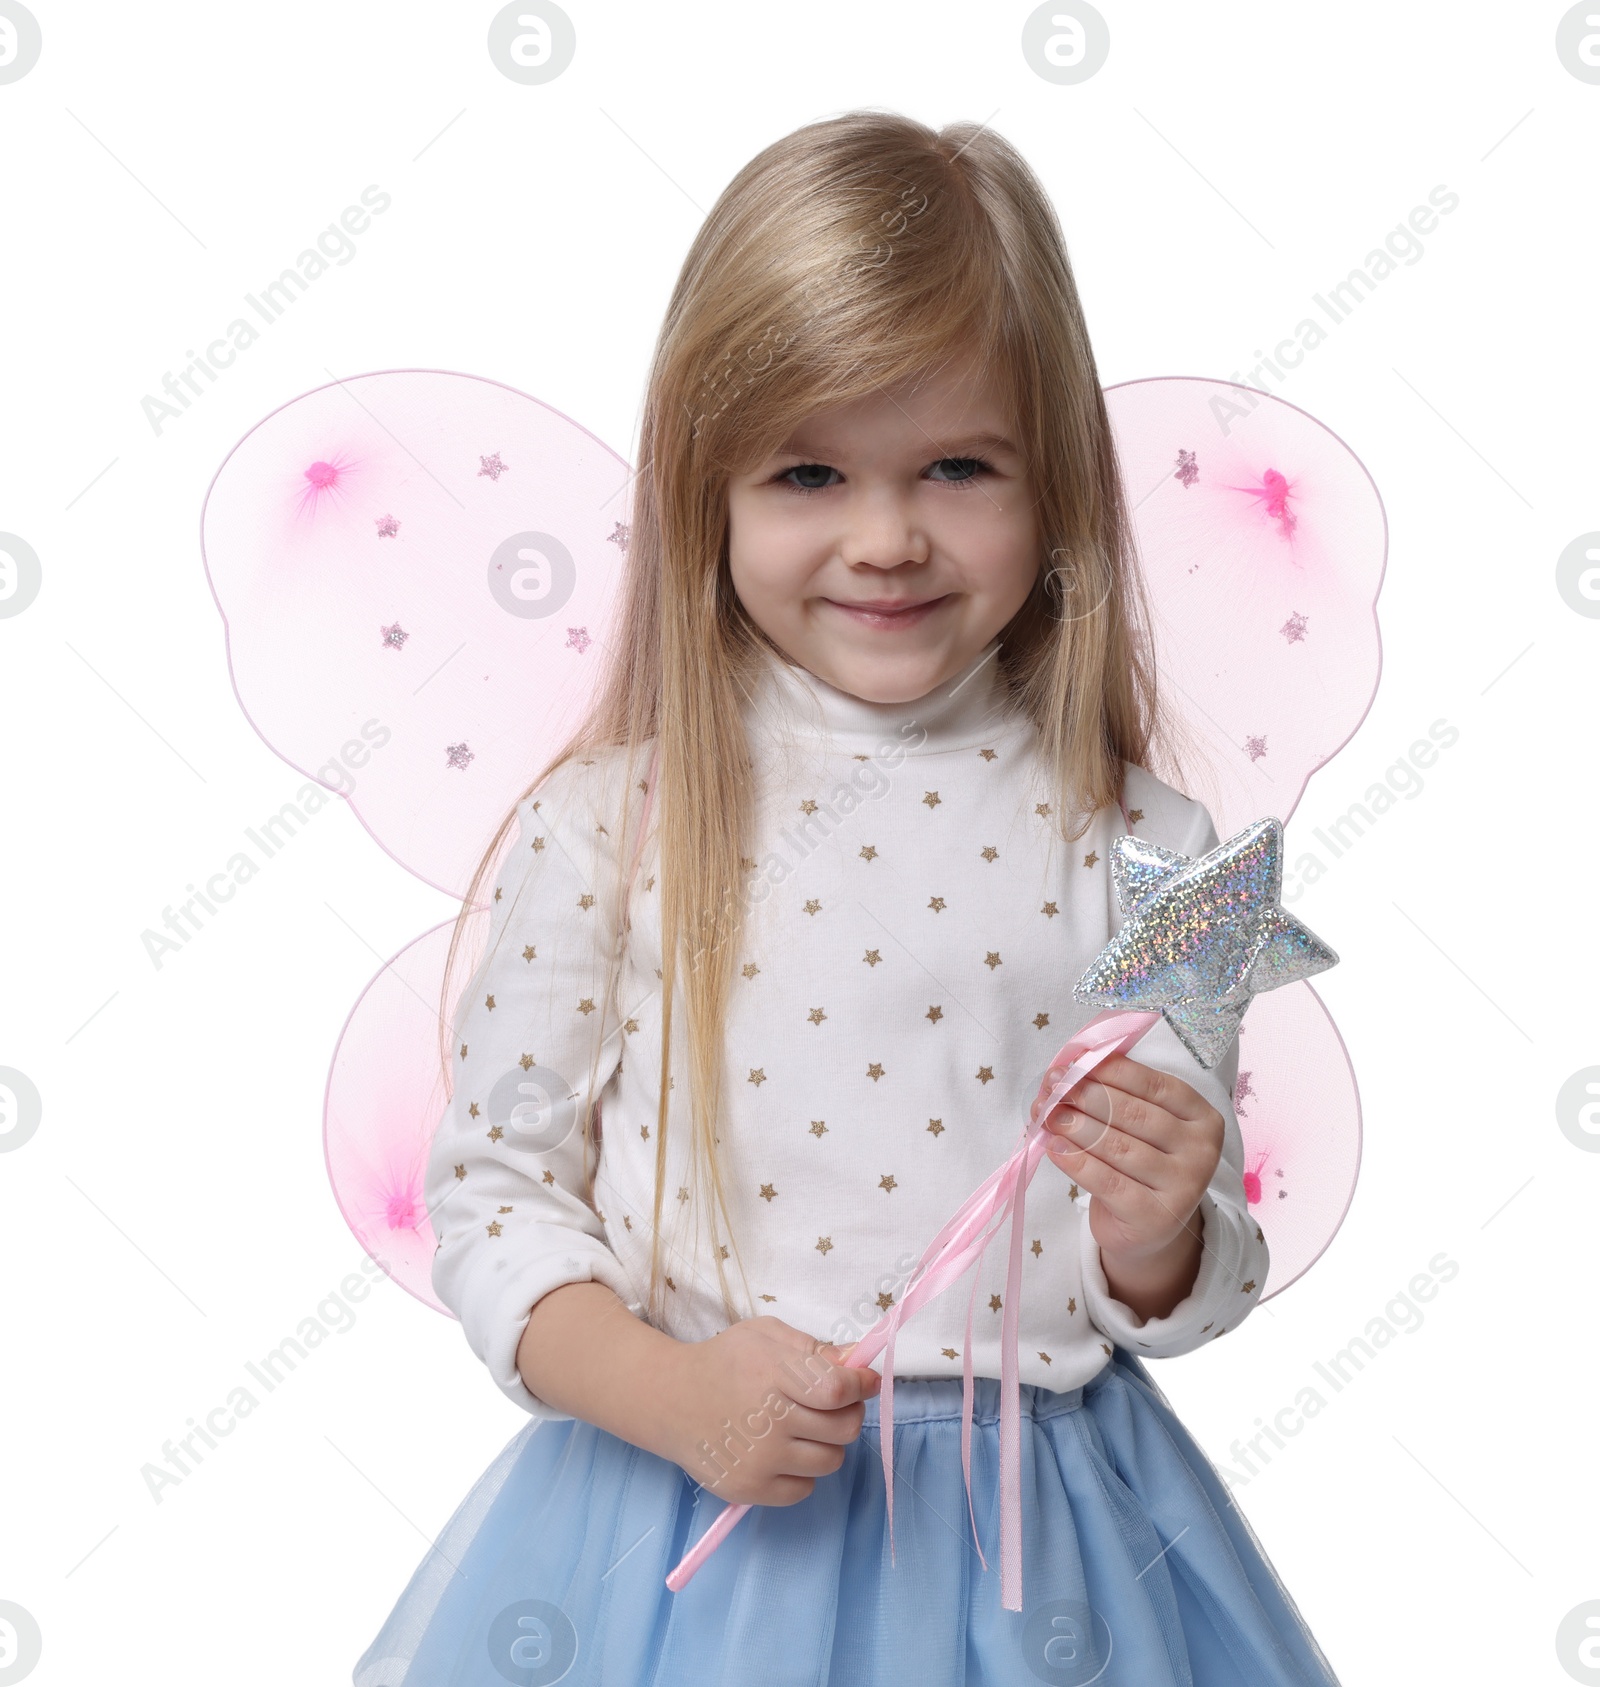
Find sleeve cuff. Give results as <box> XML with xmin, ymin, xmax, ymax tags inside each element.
<box><xmin>1079</xmin><ymin>1190</ymin><xmax>1267</xmax><ymax>1357</ymax></box>
<box><xmin>435</xmin><ymin>1228</ymin><xmax>643</xmax><ymax>1419</ymax></box>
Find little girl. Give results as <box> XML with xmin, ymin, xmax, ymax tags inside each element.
<box><xmin>355</xmin><ymin>111</ymin><xmax>1341</xmax><ymax>1687</ymax></box>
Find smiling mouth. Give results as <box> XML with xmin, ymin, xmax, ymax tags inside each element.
<box><xmin>824</xmin><ymin>595</ymin><xmax>951</xmax><ymax>623</ymax></box>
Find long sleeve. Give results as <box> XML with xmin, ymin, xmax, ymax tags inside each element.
<box><xmin>1077</xmin><ymin>792</ymin><xmax>1270</xmax><ymax>1358</ymax></box>
<box><xmin>426</xmin><ymin>756</ymin><xmax>643</xmax><ymax>1418</ymax></box>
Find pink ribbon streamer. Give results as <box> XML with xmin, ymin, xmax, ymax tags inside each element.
<box><xmin>664</xmin><ymin>1005</ymin><xmax>1162</xmax><ymax>1612</ymax></box>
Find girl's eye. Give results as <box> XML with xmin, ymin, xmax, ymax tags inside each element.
<box><xmin>927</xmin><ymin>455</ymin><xmax>992</xmax><ymax>488</ymax></box>
<box><xmin>779</xmin><ymin>462</ymin><xmax>840</xmax><ymax>494</ymax></box>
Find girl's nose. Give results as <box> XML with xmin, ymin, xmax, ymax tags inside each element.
<box><xmin>838</xmin><ymin>491</ymin><xmax>930</xmax><ymax>571</ymax></box>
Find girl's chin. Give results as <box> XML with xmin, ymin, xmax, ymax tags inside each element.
<box><xmin>791</xmin><ymin>639</ymin><xmax>982</xmax><ymax>709</ymax></box>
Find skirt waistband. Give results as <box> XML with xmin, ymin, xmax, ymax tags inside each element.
<box><xmin>859</xmin><ymin>1361</ymin><xmax>1116</xmax><ymax>1428</ymax></box>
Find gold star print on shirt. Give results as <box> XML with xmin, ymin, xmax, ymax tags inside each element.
<box><xmin>421</xmin><ymin>645</ymin><xmax>1272</xmax><ymax>1416</ymax></box>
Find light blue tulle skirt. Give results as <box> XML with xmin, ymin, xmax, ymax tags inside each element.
<box><xmin>354</xmin><ymin>1347</ymin><xmax>1340</xmax><ymax>1686</ymax></box>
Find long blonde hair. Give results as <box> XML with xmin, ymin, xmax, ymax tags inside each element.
<box><xmin>441</xmin><ymin>109</ymin><xmax>1177</xmax><ymax>1332</ymax></box>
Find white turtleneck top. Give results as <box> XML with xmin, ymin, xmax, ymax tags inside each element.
<box><xmin>427</xmin><ymin>639</ymin><xmax>1270</xmax><ymax>1419</ymax></box>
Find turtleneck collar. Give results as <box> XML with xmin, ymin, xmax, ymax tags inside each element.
<box><xmin>741</xmin><ymin>636</ymin><xmax>1026</xmax><ymax>758</ymax></box>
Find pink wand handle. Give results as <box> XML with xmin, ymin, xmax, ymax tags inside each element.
<box><xmin>662</xmin><ymin>1493</ymin><xmax>753</xmax><ymax>1591</ymax></box>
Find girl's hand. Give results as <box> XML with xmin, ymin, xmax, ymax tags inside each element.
<box><xmin>1029</xmin><ymin>1053</ymin><xmax>1224</xmax><ymax>1271</ymax></box>
<box><xmin>659</xmin><ymin>1316</ymin><xmax>881</xmax><ymax>1508</ymax></box>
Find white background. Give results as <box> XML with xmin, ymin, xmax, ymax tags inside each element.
<box><xmin>1</xmin><ymin>3</ymin><xmax>1596</xmax><ymax>1683</ymax></box>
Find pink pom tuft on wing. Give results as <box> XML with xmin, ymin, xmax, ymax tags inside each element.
<box><xmin>384</xmin><ymin>1185</ymin><xmax>424</xmax><ymax>1230</ymax></box>
<box><xmin>1242</xmin><ymin>1150</ymin><xmax>1267</xmax><ymax>1206</ymax></box>
<box><xmin>1254</xmin><ymin>467</ymin><xmax>1297</xmax><ymax>538</ymax></box>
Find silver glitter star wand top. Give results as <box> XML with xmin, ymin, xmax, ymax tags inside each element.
<box><xmin>1074</xmin><ymin>815</ymin><xmax>1339</xmax><ymax>1068</ymax></box>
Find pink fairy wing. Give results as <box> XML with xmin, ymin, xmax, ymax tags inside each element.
<box><xmin>203</xmin><ymin>369</ymin><xmax>625</xmax><ymax>1309</ymax></box>
<box><xmin>1106</xmin><ymin>378</ymin><xmax>1383</xmax><ymax>1295</ymax></box>
<box><xmin>1105</xmin><ymin>377</ymin><xmax>1387</xmax><ymax>840</ymax></box>
<box><xmin>1231</xmin><ymin>983</ymin><xmax>1361</xmax><ymax>1299</ymax></box>
<box><xmin>323</xmin><ymin>914</ymin><xmax>498</xmax><ymax>1314</ymax></box>
<box><xmin>200</xmin><ymin>369</ymin><xmax>631</xmax><ymax>899</ymax></box>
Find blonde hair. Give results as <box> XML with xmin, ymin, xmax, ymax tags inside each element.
<box><xmin>441</xmin><ymin>108</ymin><xmax>1177</xmax><ymax>1332</ymax></box>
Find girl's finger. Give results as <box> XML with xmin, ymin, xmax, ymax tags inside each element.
<box><xmin>1045</xmin><ymin>1109</ymin><xmax>1164</xmax><ymax>1191</ymax></box>
<box><xmin>1046</xmin><ymin>1135</ymin><xmax>1192</xmax><ymax>1239</ymax></box>
<box><xmin>1073</xmin><ymin>1072</ymin><xmax>1201</xmax><ymax>1153</ymax></box>
<box><xmin>1052</xmin><ymin>1121</ymin><xmax>1216</xmax><ymax>1225</ymax></box>
<box><xmin>1091</xmin><ymin>1055</ymin><xmax>1216</xmax><ymax>1123</ymax></box>
<box><xmin>779</xmin><ymin>1398</ymin><xmax>873</xmax><ymax>1445</ymax></box>
<box><xmin>1045</xmin><ymin>1133</ymin><xmax>1141</xmax><ymax>1218</ymax></box>
<box><xmin>1042</xmin><ymin>1079</ymin><xmax>1180</xmax><ymax>1152</ymax></box>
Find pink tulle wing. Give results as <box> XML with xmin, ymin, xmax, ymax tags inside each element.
<box><xmin>1230</xmin><ymin>982</ymin><xmax>1362</xmax><ymax>1299</ymax></box>
<box><xmin>1104</xmin><ymin>378</ymin><xmax>1381</xmax><ymax>1294</ymax></box>
<box><xmin>200</xmin><ymin>369</ymin><xmax>632</xmax><ymax>899</ymax></box>
<box><xmin>1106</xmin><ymin>377</ymin><xmax>1387</xmax><ymax>840</ymax></box>
<box><xmin>324</xmin><ymin>918</ymin><xmax>494</xmax><ymax>1315</ymax></box>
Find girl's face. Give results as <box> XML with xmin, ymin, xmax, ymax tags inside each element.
<box><xmin>725</xmin><ymin>341</ymin><xmax>1040</xmax><ymax>705</ymax></box>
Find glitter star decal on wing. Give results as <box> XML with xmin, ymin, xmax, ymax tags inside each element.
<box><xmin>1073</xmin><ymin>817</ymin><xmax>1338</xmax><ymax>1068</ymax></box>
